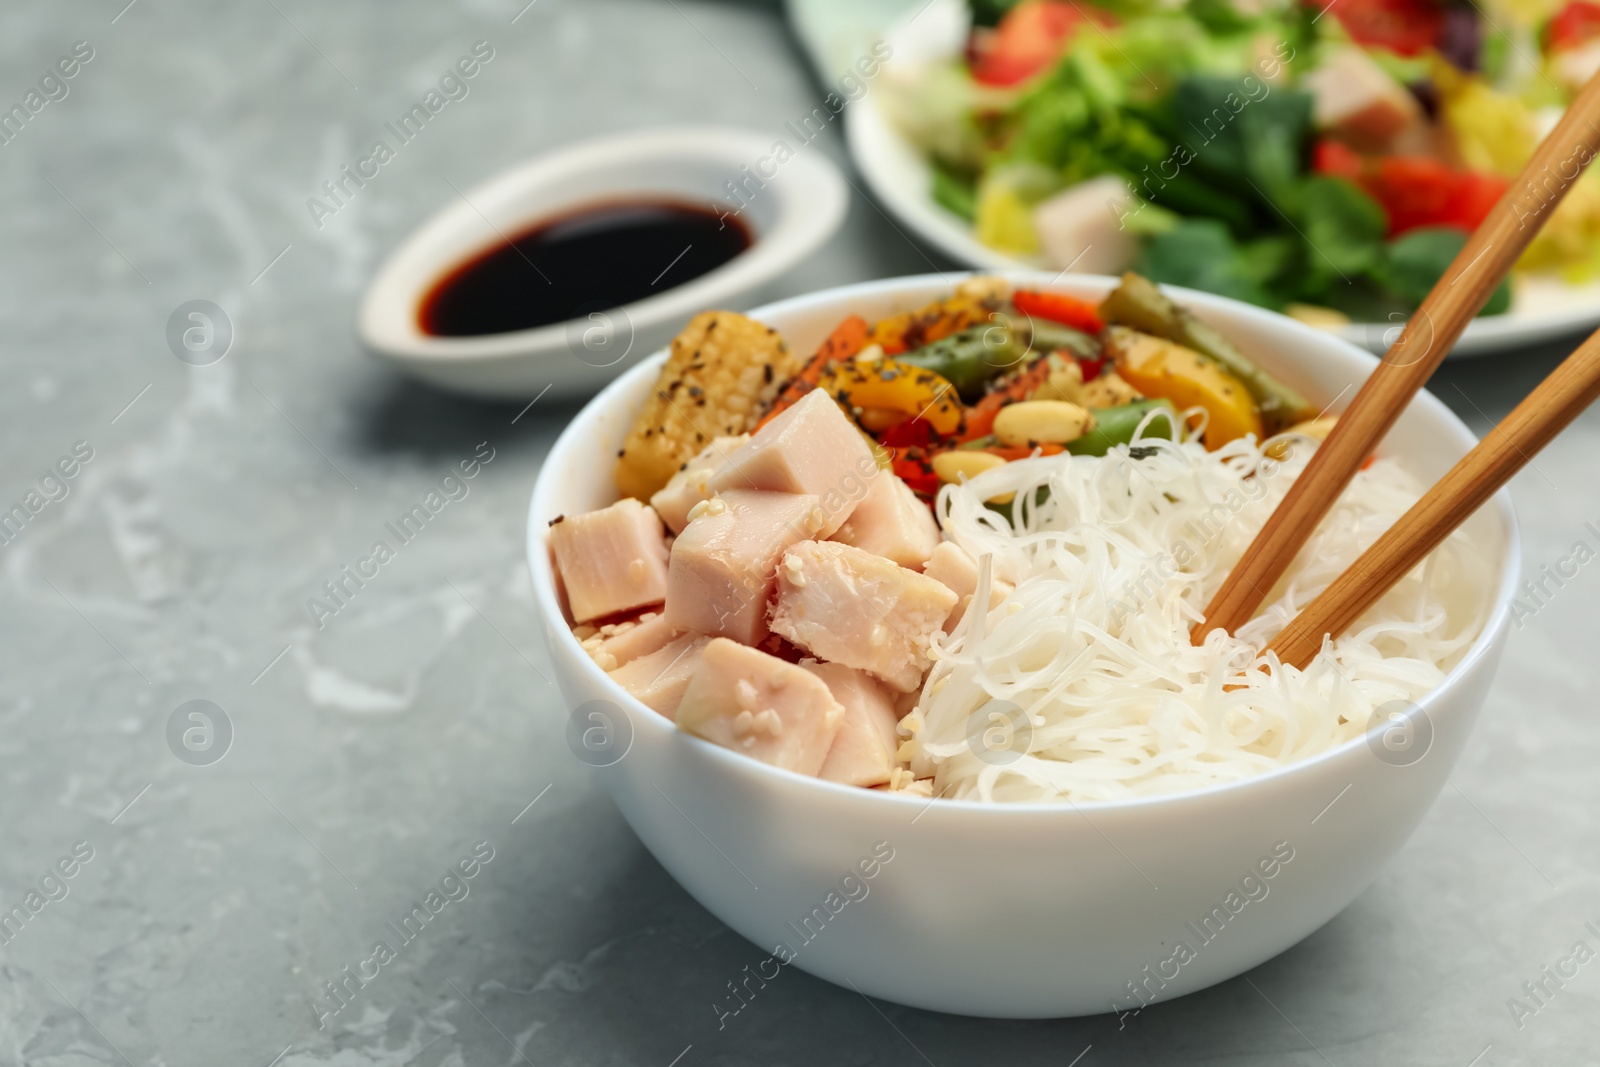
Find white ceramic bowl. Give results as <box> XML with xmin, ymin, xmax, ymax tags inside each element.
<box><xmin>359</xmin><ymin>127</ymin><xmax>847</xmax><ymax>399</ymax></box>
<box><xmin>527</xmin><ymin>273</ymin><xmax>1519</xmax><ymax>1018</ymax></box>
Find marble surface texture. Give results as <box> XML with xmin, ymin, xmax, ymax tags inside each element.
<box><xmin>1</xmin><ymin>1</ymin><xmax>1597</xmax><ymax>1064</ymax></box>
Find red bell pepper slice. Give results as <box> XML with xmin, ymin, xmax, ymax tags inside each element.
<box><xmin>1013</xmin><ymin>289</ymin><xmax>1105</xmax><ymax>334</ymax></box>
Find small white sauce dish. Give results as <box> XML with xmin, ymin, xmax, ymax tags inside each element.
<box><xmin>526</xmin><ymin>273</ymin><xmax>1519</xmax><ymax>1017</ymax></box>
<box><xmin>358</xmin><ymin>127</ymin><xmax>848</xmax><ymax>399</ymax></box>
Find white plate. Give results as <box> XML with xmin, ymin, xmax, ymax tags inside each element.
<box><xmin>359</xmin><ymin>127</ymin><xmax>847</xmax><ymax>399</ymax></box>
<box><xmin>836</xmin><ymin>16</ymin><xmax>1600</xmax><ymax>358</ymax></box>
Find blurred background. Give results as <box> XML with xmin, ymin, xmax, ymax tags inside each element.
<box><xmin>1</xmin><ymin>1</ymin><xmax>1597</xmax><ymax>1064</ymax></box>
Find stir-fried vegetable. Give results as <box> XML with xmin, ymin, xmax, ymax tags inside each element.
<box><xmin>816</xmin><ymin>359</ymin><xmax>965</xmax><ymax>435</ymax></box>
<box><xmin>867</xmin><ymin>292</ymin><xmax>1000</xmax><ymax>355</ymax></box>
<box><xmin>1103</xmin><ymin>326</ymin><xmax>1262</xmax><ymax>449</ymax></box>
<box><xmin>897</xmin><ymin>325</ymin><xmax>1020</xmax><ymax>402</ymax></box>
<box><xmin>1012</xmin><ymin>290</ymin><xmax>1105</xmax><ymax>334</ymax></box>
<box><xmin>758</xmin><ymin>314</ymin><xmax>871</xmax><ymax>430</ymax></box>
<box><xmin>1066</xmin><ymin>399</ymin><xmax>1180</xmax><ymax>456</ymax></box>
<box><xmin>1023</xmin><ymin>320</ymin><xmax>1101</xmax><ymax>363</ymax></box>
<box><xmin>1099</xmin><ymin>273</ymin><xmax>1315</xmax><ymax>434</ymax></box>
<box><xmin>619</xmin><ymin>276</ymin><xmax>1328</xmax><ymax>515</ymax></box>
<box><xmin>616</xmin><ymin>311</ymin><xmax>798</xmax><ymax>499</ymax></box>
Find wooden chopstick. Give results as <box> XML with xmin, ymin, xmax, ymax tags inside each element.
<box><xmin>1192</xmin><ymin>68</ymin><xmax>1600</xmax><ymax>644</ymax></box>
<box><xmin>1266</xmin><ymin>325</ymin><xmax>1600</xmax><ymax>670</ymax></box>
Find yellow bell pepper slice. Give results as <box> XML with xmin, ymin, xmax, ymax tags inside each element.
<box><xmin>1105</xmin><ymin>327</ymin><xmax>1262</xmax><ymax>450</ymax></box>
<box><xmin>817</xmin><ymin>359</ymin><xmax>964</xmax><ymax>436</ymax></box>
<box><xmin>867</xmin><ymin>294</ymin><xmax>997</xmax><ymax>356</ymax></box>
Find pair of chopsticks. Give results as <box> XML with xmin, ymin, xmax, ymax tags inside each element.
<box><xmin>1194</xmin><ymin>69</ymin><xmax>1600</xmax><ymax>670</ymax></box>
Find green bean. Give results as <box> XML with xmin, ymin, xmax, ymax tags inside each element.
<box><xmin>1099</xmin><ymin>273</ymin><xmax>1316</xmax><ymax>434</ymax></box>
<box><xmin>898</xmin><ymin>326</ymin><xmax>1020</xmax><ymax>403</ymax></box>
<box><xmin>1067</xmin><ymin>399</ymin><xmax>1181</xmax><ymax>457</ymax></box>
<box><xmin>1021</xmin><ymin>321</ymin><xmax>1100</xmax><ymax>362</ymax></box>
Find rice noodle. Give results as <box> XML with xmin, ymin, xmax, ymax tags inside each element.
<box><xmin>905</xmin><ymin>423</ymin><xmax>1490</xmax><ymax>804</ymax></box>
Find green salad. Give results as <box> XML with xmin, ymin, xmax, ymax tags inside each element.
<box><xmin>885</xmin><ymin>0</ymin><xmax>1600</xmax><ymax>324</ymax></box>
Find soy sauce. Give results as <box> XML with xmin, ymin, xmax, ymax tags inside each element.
<box><xmin>418</xmin><ymin>199</ymin><xmax>750</xmax><ymax>337</ymax></box>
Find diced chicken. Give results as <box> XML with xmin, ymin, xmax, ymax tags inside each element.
<box><xmin>1031</xmin><ymin>175</ymin><xmax>1137</xmax><ymax>276</ymax></box>
<box><xmin>1555</xmin><ymin>39</ymin><xmax>1600</xmax><ymax>97</ymax></box>
<box><xmin>663</xmin><ymin>490</ymin><xmax>825</xmax><ymax>645</ymax></box>
<box><xmin>549</xmin><ymin>498</ymin><xmax>670</xmax><ymax>623</ymax></box>
<box><xmin>770</xmin><ymin>540</ymin><xmax>958</xmax><ymax>692</ymax></box>
<box><xmin>649</xmin><ymin>434</ymin><xmax>750</xmax><ymax>534</ymax></box>
<box><xmin>578</xmin><ymin>611</ymin><xmax>679</xmax><ymax>671</ymax></box>
<box><xmin>1303</xmin><ymin>46</ymin><xmax>1422</xmax><ymax>151</ymax></box>
<box><xmin>803</xmin><ymin>660</ymin><xmax>901</xmax><ymax>788</ymax></box>
<box><xmin>708</xmin><ymin>389</ymin><xmax>879</xmax><ymax>537</ymax></box>
<box><xmin>831</xmin><ymin>472</ymin><xmax>940</xmax><ymax>570</ymax></box>
<box><xmin>608</xmin><ymin>633</ymin><xmax>711</xmax><ymax>720</ymax></box>
<box><xmin>677</xmin><ymin>638</ymin><xmax>845</xmax><ymax>775</ymax></box>
<box><xmin>922</xmin><ymin>541</ymin><xmax>1014</xmax><ymax>631</ymax></box>
<box><xmin>922</xmin><ymin>541</ymin><xmax>978</xmax><ymax>594</ymax></box>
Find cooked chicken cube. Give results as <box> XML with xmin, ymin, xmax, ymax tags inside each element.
<box><xmin>922</xmin><ymin>541</ymin><xmax>1014</xmax><ymax>632</ymax></box>
<box><xmin>649</xmin><ymin>434</ymin><xmax>749</xmax><ymax>534</ymax></box>
<box><xmin>663</xmin><ymin>490</ymin><xmax>825</xmax><ymax>645</ymax></box>
<box><xmin>770</xmin><ymin>540</ymin><xmax>958</xmax><ymax>692</ymax></box>
<box><xmin>578</xmin><ymin>611</ymin><xmax>680</xmax><ymax>672</ymax></box>
<box><xmin>677</xmin><ymin>638</ymin><xmax>845</xmax><ymax>775</ymax></box>
<box><xmin>1555</xmin><ymin>39</ymin><xmax>1600</xmax><ymax>96</ymax></box>
<box><xmin>802</xmin><ymin>660</ymin><xmax>901</xmax><ymax>788</ymax></box>
<box><xmin>1303</xmin><ymin>46</ymin><xmax>1422</xmax><ymax>151</ymax></box>
<box><xmin>708</xmin><ymin>389</ymin><xmax>879</xmax><ymax>537</ymax></box>
<box><xmin>831</xmin><ymin>471</ymin><xmax>940</xmax><ymax>569</ymax></box>
<box><xmin>608</xmin><ymin>633</ymin><xmax>710</xmax><ymax>720</ymax></box>
<box><xmin>1032</xmin><ymin>175</ymin><xmax>1138</xmax><ymax>276</ymax></box>
<box><xmin>549</xmin><ymin>498</ymin><xmax>670</xmax><ymax>623</ymax></box>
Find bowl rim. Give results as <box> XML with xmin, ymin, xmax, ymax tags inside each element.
<box><xmin>527</xmin><ymin>270</ymin><xmax>1522</xmax><ymax>816</ymax></box>
<box><xmin>358</xmin><ymin>125</ymin><xmax>849</xmax><ymax>369</ymax></box>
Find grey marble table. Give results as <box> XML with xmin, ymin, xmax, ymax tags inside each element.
<box><xmin>2</xmin><ymin>1</ymin><xmax>1596</xmax><ymax>1064</ymax></box>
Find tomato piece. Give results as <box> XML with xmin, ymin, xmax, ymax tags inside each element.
<box><xmin>1013</xmin><ymin>289</ymin><xmax>1106</xmax><ymax>333</ymax></box>
<box><xmin>1369</xmin><ymin>156</ymin><xmax>1457</xmax><ymax>233</ymax></box>
<box><xmin>1362</xmin><ymin>156</ymin><xmax>1508</xmax><ymax>235</ymax></box>
<box><xmin>1547</xmin><ymin>0</ymin><xmax>1600</xmax><ymax>50</ymax></box>
<box><xmin>1312</xmin><ymin>139</ymin><xmax>1364</xmax><ymax>181</ymax></box>
<box><xmin>1448</xmin><ymin>171</ymin><xmax>1509</xmax><ymax>231</ymax></box>
<box><xmin>1320</xmin><ymin>0</ymin><xmax>1445</xmax><ymax>56</ymax></box>
<box><xmin>970</xmin><ymin>0</ymin><xmax>1108</xmax><ymax>87</ymax></box>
